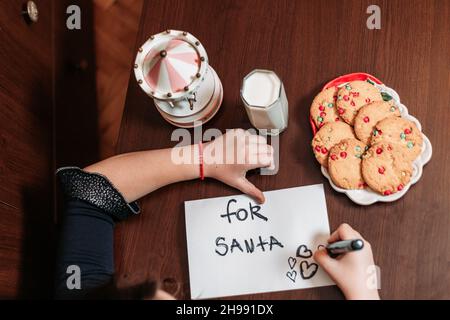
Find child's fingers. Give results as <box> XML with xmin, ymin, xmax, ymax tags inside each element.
<box><xmin>245</xmin><ymin>152</ymin><xmax>274</xmax><ymax>170</ymax></box>
<box><xmin>313</xmin><ymin>248</ymin><xmax>337</xmax><ymax>272</ymax></box>
<box><xmin>235</xmin><ymin>177</ymin><xmax>265</xmax><ymax>204</ymax></box>
<box><xmin>247</xmin><ymin>134</ymin><xmax>267</xmax><ymax>145</ymax></box>
<box><xmin>328</xmin><ymin>223</ymin><xmax>362</xmax><ymax>243</ymax></box>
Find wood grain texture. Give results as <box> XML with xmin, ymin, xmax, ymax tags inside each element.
<box><xmin>116</xmin><ymin>0</ymin><xmax>450</xmax><ymax>299</ymax></box>
<box><xmin>94</xmin><ymin>0</ymin><xmax>144</xmax><ymax>159</ymax></box>
<box><xmin>0</xmin><ymin>0</ymin><xmax>55</xmax><ymax>298</ymax></box>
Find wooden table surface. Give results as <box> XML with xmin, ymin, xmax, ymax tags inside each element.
<box><xmin>115</xmin><ymin>0</ymin><xmax>450</xmax><ymax>299</ymax></box>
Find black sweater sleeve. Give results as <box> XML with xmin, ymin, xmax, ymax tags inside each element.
<box><xmin>55</xmin><ymin>167</ymin><xmax>139</xmax><ymax>299</ymax></box>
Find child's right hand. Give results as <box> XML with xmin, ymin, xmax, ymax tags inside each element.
<box><xmin>314</xmin><ymin>223</ymin><xmax>380</xmax><ymax>300</ymax></box>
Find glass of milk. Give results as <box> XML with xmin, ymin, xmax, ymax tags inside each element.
<box><xmin>240</xmin><ymin>69</ymin><xmax>288</xmax><ymax>135</ymax></box>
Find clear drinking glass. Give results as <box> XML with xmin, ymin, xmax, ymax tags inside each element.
<box><xmin>241</xmin><ymin>69</ymin><xmax>289</xmax><ymax>135</ymax></box>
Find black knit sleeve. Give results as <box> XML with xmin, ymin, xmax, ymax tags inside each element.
<box><xmin>56</xmin><ymin>167</ymin><xmax>140</xmax><ymax>221</ymax></box>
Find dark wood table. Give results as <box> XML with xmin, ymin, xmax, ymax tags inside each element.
<box><xmin>115</xmin><ymin>0</ymin><xmax>450</xmax><ymax>299</ymax></box>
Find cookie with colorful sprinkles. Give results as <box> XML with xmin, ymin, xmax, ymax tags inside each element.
<box><xmin>336</xmin><ymin>80</ymin><xmax>383</xmax><ymax>125</ymax></box>
<box><xmin>328</xmin><ymin>138</ymin><xmax>367</xmax><ymax>189</ymax></box>
<box><xmin>311</xmin><ymin>121</ymin><xmax>356</xmax><ymax>167</ymax></box>
<box><xmin>354</xmin><ymin>100</ymin><xmax>401</xmax><ymax>144</ymax></box>
<box><xmin>370</xmin><ymin>117</ymin><xmax>423</xmax><ymax>162</ymax></box>
<box><xmin>362</xmin><ymin>141</ymin><xmax>413</xmax><ymax>195</ymax></box>
<box><xmin>310</xmin><ymin>87</ymin><xmax>341</xmax><ymax>128</ymax></box>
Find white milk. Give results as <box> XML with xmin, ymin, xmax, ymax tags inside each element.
<box><xmin>241</xmin><ymin>69</ymin><xmax>288</xmax><ymax>135</ymax></box>
<box><xmin>242</xmin><ymin>72</ymin><xmax>280</xmax><ymax>107</ymax></box>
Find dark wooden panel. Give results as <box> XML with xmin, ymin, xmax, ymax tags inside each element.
<box><xmin>54</xmin><ymin>0</ymin><xmax>99</xmax><ymax>167</ymax></box>
<box><xmin>0</xmin><ymin>0</ymin><xmax>55</xmax><ymax>298</ymax></box>
<box><xmin>116</xmin><ymin>0</ymin><xmax>450</xmax><ymax>299</ymax></box>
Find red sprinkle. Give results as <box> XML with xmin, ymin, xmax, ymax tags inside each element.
<box><xmin>333</xmin><ymin>95</ymin><xmax>338</xmax><ymax>101</ymax></box>
<box><xmin>319</xmin><ymin>105</ymin><xmax>325</xmax><ymax>111</ymax></box>
<box><xmin>335</xmin><ymin>117</ymin><xmax>340</xmax><ymax>122</ymax></box>
<box><xmin>383</xmin><ymin>190</ymin><xmax>392</xmax><ymax>196</ymax></box>
<box><xmin>404</xmin><ymin>128</ymin><xmax>412</xmax><ymax>134</ymax></box>
<box><xmin>352</xmin><ymin>92</ymin><xmax>360</xmax><ymax>97</ymax></box>
<box><xmin>397</xmin><ymin>184</ymin><xmax>404</xmax><ymax>191</ymax></box>
<box><xmin>320</xmin><ymin>112</ymin><xmax>327</xmax><ymax>117</ymax></box>
<box><xmin>338</xmin><ymin>108</ymin><xmax>345</xmax><ymax>114</ymax></box>
<box><xmin>365</xmin><ymin>98</ymin><xmax>371</xmax><ymax>103</ymax></box>
<box><xmin>363</xmin><ymin>116</ymin><xmax>370</xmax><ymax>123</ymax></box>
<box><xmin>343</xmin><ymin>95</ymin><xmax>350</xmax><ymax>101</ymax></box>
<box><xmin>378</xmin><ymin>167</ymin><xmax>385</xmax><ymax>174</ymax></box>
<box><xmin>315</xmin><ymin>146</ymin><xmax>321</xmax><ymax>152</ymax></box>
<box><xmin>376</xmin><ymin>147</ymin><xmax>383</xmax><ymax>154</ymax></box>
<box><xmin>319</xmin><ymin>122</ymin><xmax>325</xmax><ymax>128</ymax></box>
<box><xmin>330</xmin><ymin>154</ymin><xmax>338</xmax><ymax>160</ymax></box>
<box><xmin>387</xmin><ymin>145</ymin><xmax>393</xmax><ymax>151</ymax></box>
<box><xmin>378</xmin><ymin>129</ymin><xmax>383</xmax><ymax>135</ymax></box>
<box><xmin>340</xmin><ymin>151</ymin><xmax>347</xmax><ymax>158</ymax></box>
<box><xmin>350</xmin><ymin>100</ymin><xmax>355</xmax><ymax>106</ymax></box>
<box><xmin>321</xmin><ymin>147</ymin><xmax>328</xmax><ymax>154</ymax></box>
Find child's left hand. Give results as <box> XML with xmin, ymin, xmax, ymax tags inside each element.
<box><xmin>203</xmin><ymin>129</ymin><xmax>274</xmax><ymax>203</ymax></box>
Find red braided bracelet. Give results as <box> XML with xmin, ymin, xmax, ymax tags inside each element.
<box><xmin>198</xmin><ymin>141</ymin><xmax>205</xmax><ymax>180</ymax></box>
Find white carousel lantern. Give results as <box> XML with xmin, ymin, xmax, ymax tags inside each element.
<box><xmin>134</xmin><ymin>30</ymin><xmax>223</xmax><ymax>128</ymax></box>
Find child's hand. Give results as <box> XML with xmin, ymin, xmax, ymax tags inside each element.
<box><xmin>314</xmin><ymin>223</ymin><xmax>380</xmax><ymax>300</ymax></box>
<box><xmin>203</xmin><ymin>129</ymin><xmax>274</xmax><ymax>203</ymax></box>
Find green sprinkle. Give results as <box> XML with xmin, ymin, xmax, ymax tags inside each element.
<box><xmin>328</xmin><ymin>103</ymin><xmax>334</xmax><ymax>108</ymax></box>
<box><xmin>337</xmin><ymin>95</ymin><xmax>342</xmax><ymax>100</ymax></box>
<box><xmin>345</xmin><ymin>85</ymin><xmax>352</xmax><ymax>90</ymax></box>
<box><xmin>355</xmin><ymin>153</ymin><xmax>362</xmax><ymax>158</ymax></box>
<box><xmin>355</xmin><ymin>146</ymin><xmax>362</xmax><ymax>152</ymax></box>
<box><xmin>390</xmin><ymin>106</ymin><xmax>396</xmax><ymax>112</ymax></box>
<box><xmin>365</xmin><ymin>145</ymin><xmax>369</xmax><ymax>151</ymax></box>
<box><xmin>373</xmin><ymin>129</ymin><xmax>378</xmax><ymax>136</ymax></box>
<box><xmin>317</xmin><ymin>116</ymin><xmax>323</xmax><ymax>122</ymax></box>
<box><xmin>407</xmin><ymin>142</ymin><xmax>414</xmax><ymax>148</ymax></box>
<box><xmin>366</xmin><ymin>79</ymin><xmax>375</xmax><ymax>85</ymax></box>
<box><xmin>381</xmin><ymin>92</ymin><xmax>393</xmax><ymax>102</ymax></box>
<box><xmin>400</xmin><ymin>133</ymin><xmax>406</xmax><ymax>140</ymax></box>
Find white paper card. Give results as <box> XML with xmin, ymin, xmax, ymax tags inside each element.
<box><xmin>184</xmin><ymin>184</ymin><xmax>335</xmax><ymax>299</ymax></box>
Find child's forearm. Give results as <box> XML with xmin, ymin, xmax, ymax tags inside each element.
<box><xmin>84</xmin><ymin>144</ymin><xmax>200</xmax><ymax>203</ymax></box>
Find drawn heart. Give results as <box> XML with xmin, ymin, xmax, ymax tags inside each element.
<box><xmin>288</xmin><ymin>256</ymin><xmax>297</xmax><ymax>269</ymax></box>
<box><xmin>299</xmin><ymin>260</ymin><xmax>319</xmax><ymax>280</ymax></box>
<box><xmin>296</xmin><ymin>244</ymin><xmax>313</xmax><ymax>258</ymax></box>
<box><xmin>286</xmin><ymin>270</ymin><xmax>297</xmax><ymax>283</ymax></box>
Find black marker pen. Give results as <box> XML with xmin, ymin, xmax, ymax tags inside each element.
<box><xmin>326</xmin><ymin>239</ymin><xmax>364</xmax><ymax>258</ymax></box>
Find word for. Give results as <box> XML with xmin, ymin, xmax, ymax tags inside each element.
<box><xmin>220</xmin><ymin>199</ymin><xmax>268</xmax><ymax>224</ymax></box>
<box><xmin>215</xmin><ymin>235</ymin><xmax>284</xmax><ymax>256</ymax></box>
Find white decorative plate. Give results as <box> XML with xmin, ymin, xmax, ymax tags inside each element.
<box><xmin>321</xmin><ymin>83</ymin><xmax>432</xmax><ymax>205</ymax></box>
